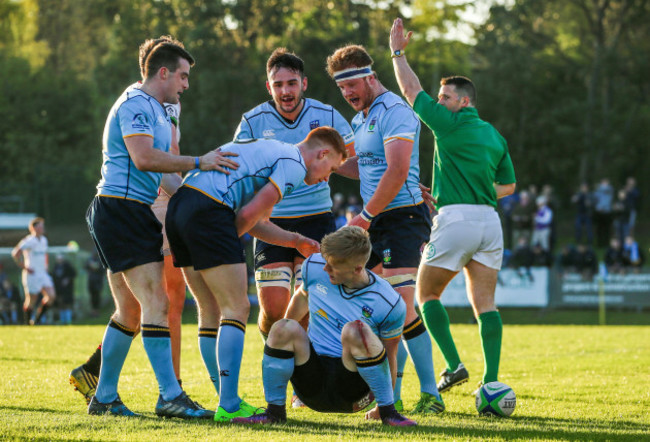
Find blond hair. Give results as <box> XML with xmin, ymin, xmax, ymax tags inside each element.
<box><xmin>321</xmin><ymin>226</ymin><xmax>371</xmax><ymax>265</ymax></box>
<box><xmin>29</xmin><ymin>217</ymin><xmax>44</xmax><ymax>233</ymax></box>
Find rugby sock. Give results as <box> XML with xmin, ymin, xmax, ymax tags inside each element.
<box><xmin>262</xmin><ymin>344</ymin><xmax>294</xmax><ymax>406</ymax></box>
<box><xmin>356</xmin><ymin>348</ymin><xmax>393</xmax><ymax>407</ymax></box>
<box><xmin>403</xmin><ymin>317</ymin><xmax>440</xmax><ymax>398</ymax></box>
<box><xmin>217</xmin><ymin>319</ymin><xmax>246</xmax><ymax>412</ymax></box>
<box><xmin>478</xmin><ymin>311</ymin><xmax>502</xmax><ymax>384</ymax></box>
<box><xmin>198</xmin><ymin>327</ymin><xmax>220</xmax><ymax>395</ymax></box>
<box><xmin>141</xmin><ymin>324</ymin><xmax>182</xmax><ymax>401</ymax></box>
<box><xmin>34</xmin><ymin>303</ymin><xmax>49</xmax><ymax>324</ymax></box>
<box><xmin>421</xmin><ymin>300</ymin><xmax>462</xmax><ymax>371</ymax></box>
<box><xmin>83</xmin><ymin>344</ymin><xmax>103</xmax><ymax>377</ymax></box>
<box><xmin>95</xmin><ymin>320</ymin><xmax>135</xmax><ymax>403</ymax></box>
<box><xmin>393</xmin><ymin>339</ymin><xmax>408</xmax><ymax>402</ymax></box>
<box><xmin>23</xmin><ymin>307</ymin><xmax>32</xmax><ymax>324</ymax></box>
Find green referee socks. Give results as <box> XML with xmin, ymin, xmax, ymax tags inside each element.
<box><xmin>478</xmin><ymin>310</ymin><xmax>502</xmax><ymax>384</ymax></box>
<box><xmin>421</xmin><ymin>300</ymin><xmax>462</xmax><ymax>371</ymax></box>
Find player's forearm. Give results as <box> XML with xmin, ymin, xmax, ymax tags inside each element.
<box><xmin>392</xmin><ymin>55</ymin><xmax>423</xmax><ymax>107</ymax></box>
<box><xmin>495</xmin><ymin>183</ymin><xmax>516</xmax><ymax>199</ymax></box>
<box><xmin>248</xmin><ymin>220</ymin><xmax>302</xmax><ymax>249</ymax></box>
<box><xmin>131</xmin><ymin>146</ymin><xmax>198</xmax><ymax>173</ymax></box>
<box><xmin>335</xmin><ymin>156</ymin><xmax>360</xmax><ymax>180</ymax></box>
<box><xmin>285</xmin><ymin>289</ymin><xmax>309</xmax><ymax>320</ymax></box>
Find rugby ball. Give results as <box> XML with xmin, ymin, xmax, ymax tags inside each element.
<box><xmin>475</xmin><ymin>381</ymin><xmax>516</xmax><ymax>417</ymax></box>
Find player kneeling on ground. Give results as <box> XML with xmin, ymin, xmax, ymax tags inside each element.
<box><xmin>232</xmin><ymin>226</ymin><xmax>416</xmax><ymax>427</ymax></box>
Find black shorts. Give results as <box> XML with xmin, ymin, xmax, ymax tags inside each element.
<box><xmin>254</xmin><ymin>212</ymin><xmax>336</xmax><ymax>269</ymax></box>
<box><xmin>166</xmin><ymin>186</ymin><xmax>245</xmax><ymax>270</ymax></box>
<box><xmin>366</xmin><ymin>203</ymin><xmax>432</xmax><ymax>269</ymax></box>
<box><xmin>86</xmin><ymin>196</ymin><xmax>163</xmax><ymax>273</ymax></box>
<box><xmin>291</xmin><ymin>343</ymin><xmax>374</xmax><ymax>413</ymax></box>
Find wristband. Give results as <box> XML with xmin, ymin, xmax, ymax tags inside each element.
<box><xmin>194</xmin><ymin>157</ymin><xmax>200</xmax><ymax>169</ymax></box>
<box><xmin>391</xmin><ymin>49</ymin><xmax>405</xmax><ymax>58</ymax></box>
<box><xmin>359</xmin><ymin>208</ymin><xmax>375</xmax><ymax>223</ymax></box>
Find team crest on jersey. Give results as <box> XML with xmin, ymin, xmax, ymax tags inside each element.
<box><xmin>263</xmin><ymin>129</ymin><xmax>275</xmax><ymax>138</ymax></box>
<box><xmin>131</xmin><ymin>113</ymin><xmax>149</xmax><ymax>130</ymax></box>
<box><xmin>425</xmin><ymin>242</ymin><xmax>436</xmax><ymax>260</ymax></box>
<box><xmin>284</xmin><ymin>183</ymin><xmax>294</xmax><ymax>195</ymax></box>
<box><xmin>310</xmin><ymin>120</ymin><xmax>320</xmax><ymax>129</ymax></box>
<box><xmin>368</xmin><ymin>118</ymin><xmax>377</xmax><ymax>132</ymax></box>
<box><xmin>382</xmin><ymin>248</ymin><xmax>392</xmax><ymax>264</ymax></box>
<box><xmin>362</xmin><ymin>306</ymin><xmax>373</xmax><ymax>318</ymax></box>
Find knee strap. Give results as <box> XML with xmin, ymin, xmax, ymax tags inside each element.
<box><xmin>255</xmin><ymin>266</ymin><xmax>293</xmax><ymax>291</ymax></box>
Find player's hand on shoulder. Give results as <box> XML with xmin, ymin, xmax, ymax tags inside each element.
<box><xmin>199</xmin><ymin>149</ymin><xmax>240</xmax><ymax>174</ymax></box>
<box><xmin>364</xmin><ymin>405</ymin><xmax>381</xmax><ymax>421</ymax></box>
<box><xmin>295</xmin><ymin>235</ymin><xmax>320</xmax><ymax>258</ymax></box>
<box><xmin>347</xmin><ymin>214</ymin><xmax>371</xmax><ymax>230</ymax></box>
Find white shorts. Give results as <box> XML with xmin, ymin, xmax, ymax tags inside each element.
<box><xmin>422</xmin><ymin>204</ymin><xmax>503</xmax><ymax>271</ymax></box>
<box><xmin>22</xmin><ymin>271</ymin><xmax>54</xmax><ymax>295</ymax></box>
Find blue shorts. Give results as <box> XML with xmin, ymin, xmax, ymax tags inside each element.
<box><xmin>166</xmin><ymin>186</ymin><xmax>245</xmax><ymax>270</ymax></box>
<box><xmin>366</xmin><ymin>203</ymin><xmax>432</xmax><ymax>269</ymax></box>
<box><xmin>86</xmin><ymin>196</ymin><xmax>163</xmax><ymax>273</ymax></box>
<box><xmin>254</xmin><ymin>212</ymin><xmax>336</xmax><ymax>269</ymax></box>
<box><xmin>291</xmin><ymin>343</ymin><xmax>373</xmax><ymax>413</ymax></box>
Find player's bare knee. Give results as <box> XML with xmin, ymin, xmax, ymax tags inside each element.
<box><xmin>341</xmin><ymin>320</ymin><xmax>371</xmax><ymax>346</ymax></box>
<box><xmin>267</xmin><ymin>318</ymin><xmax>301</xmax><ymax>346</ymax></box>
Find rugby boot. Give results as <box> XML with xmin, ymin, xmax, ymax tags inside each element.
<box><xmin>437</xmin><ymin>363</ymin><xmax>469</xmax><ymax>392</ymax></box>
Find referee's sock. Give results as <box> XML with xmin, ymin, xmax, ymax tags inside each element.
<box><xmin>478</xmin><ymin>311</ymin><xmax>502</xmax><ymax>384</ymax></box>
<box><xmin>262</xmin><ymin>344</ymin><xmax>294</xmax><ymax>406</ymax></box>
<box><xmin>393</xmin><ymin>339</ymin><xmax>408</xmax><ymax>403</ymax></box>
<box><xmin>198</xmin><ymin>327</ymin><xmax>220</xmax><ymax>395</ymax></box>
<box><xmin>217</xmin><ymin>319</ymin><xmax>246</xmax><ymax>412</ymax></box>
<box><xmin>141</xmin><ymin>324</ymin><xmax>182</xmax><ymax>401</ymax></box>
<box><xmin>403</xmin><ymin>317</ymin><xmax>440</xmax><ymax>398</ymax></box>
<box><xmin>421</xmin><ymin>300</ymin><xmax>462</xmax><ymax>371</ymax></box>
<box><xmin>95</xmin><ymin>320</ymin><xmax>135</xmax><ymax>403</ymax></box>
<box><xmin>356</xmin><ymin>348</ymin><xmax>393</xmax><ymax>407</ymax></box>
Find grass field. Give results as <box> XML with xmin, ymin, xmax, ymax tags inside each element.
<box><xmin>1</xmin><ymin>318</ymin><xmax>648</xmax><ymax>441</ymax></box>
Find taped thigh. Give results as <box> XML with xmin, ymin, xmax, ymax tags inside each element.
<box><xmin>255</xmin><ymin>266</ymin><xmax>293</xmax><ymax>291</ymax></box>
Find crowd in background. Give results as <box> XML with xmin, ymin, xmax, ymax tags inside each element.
<box><xmin>499</xmin><ymin>176</ymin><xmax>644</xmax><ymax>280</ymax></box>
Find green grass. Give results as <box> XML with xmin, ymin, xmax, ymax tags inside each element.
<box><xmin>1</xmin><ymin>320</ymin><xmax>648</xmax><ymax>441</ymax></box>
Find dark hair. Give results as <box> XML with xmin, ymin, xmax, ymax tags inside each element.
<box><xmin>441</xmin><ymin>76</ymin><xmax>477</xmax><ymax>105</ymax></box>
<box><xmin>139</xmin><ymin>36</ymin><xmax>194</xmax><ymax>79</ymax></box>
<box><xmin>266</xmin><ymin>47</ymin><xmax>305</xmax><ymax>77</ymax></box>
<box><xmin>29</xmin><ymin>217</ymin><xmax>44</xmax><ymax>231</ymax></box>
<box><xmin>326</xmin><ymin>44</ymin><xmax>373</xmax><ymax>78</ymax></box>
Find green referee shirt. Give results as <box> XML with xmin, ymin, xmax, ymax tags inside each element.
<box><xmin>413</xmin><ymin>90</ymin><xmax>516</xmax><ymax>210</ymax></box>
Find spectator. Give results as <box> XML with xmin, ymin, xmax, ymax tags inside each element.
<box><xmin>571</xmin><ymin>183</ymin><xmax>594</xmax><ymax>245</ymax></box>
<box><xmin>345</xmin><ymin>205</ymin><xmax>361</xmax><ymax>224</ymax></box>
<box><xmin>557</xmin><ymin>244</ymin><xmax>579</xmax><ymax>274</ymax></box>
<box><xmin>53</xmin><ymin>254</ymin><xmax>77</xmax><ymax>325</ymax></box>
<box><xmin>511</xmin><ymin>190</ymin><xmax>535</xmax><ymax>247</ymax></box>
<box><xmin>531</xmin><ymin>195</ymin><xmax>553</xmax><ymax>251</ymax></box>
<box><xmin>624</xmin><ymin>177</ymin><xmax>640</xmax><ymax>237</ymax></box>
<box><xmin>531</xmin><ymin>243</ymin><xmax>553</xmax><ymax>267</ymax></box>
<box><xmin>592</xmin><ymin>178</ymin><xmax>614</xmax><ymax>248</ymax></box>
<box><xmin>541</xmin><ymin>184</ymin><xmax>559</xmax><ymax>251</ymax></box>
<box><xmin>510</xmin><ymin>236</ymin><xmax>533</xmax><ymax>280</ymax></box>
<box><xmin>334</xmin><ymin>207</ymin><xmax>347</xmax><ymax>230</ymax></box>
<box><xmin>622</xmin><ymin>236</ymin><xmax>644</xmax><ymax>272</ymax></box>
<box><xmin>575</xmin><ymin>244</ymin><xmax>598</xmax><ymax>281</ymax></box>
<box><xmin>84</xmin><ymin>252</ymin><xmax>105</xmax><ymax>317</ymax></box>
<box><xmin>604</xmin><ymin>238</ymin><xmax>625</xmax><ymax>275</ymax></box>
<box><xmin>611</xmin><ymin>189</ymin><xmax>629</xmax><ymax>243</ymax></box>
<box><xmin>498</xmin><ymin>191</ymin><xmax>518</xmax><ymax>250</ymax></box>
<box><xmin>1</xmin><ymin>279</ymin><xmax>22</xmax><ymax>324</ymax></box>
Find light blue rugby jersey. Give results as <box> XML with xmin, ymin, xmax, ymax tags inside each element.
<box><xmin>352</xmin><ymin>91</ymin><xmax>423</xmax><ymax>211</ymax></box>
<box><xmin>301</xmin><ymin>253</ymin><xmax>406</xmax><ymax>358</ymax></box>
<box><xmin>182</xmin><ymin>139</ymin><xmax>307</xmax><ymax>212</ymax></box>
<box><xmin>96</xmin><ymin>85</ymin><xmax>173</xmax><ymax>205</ymax></box>
<box><xmin>234</xmin><ymin>98</ymin><xmax>354</xmax><ymax>218</ymax></box>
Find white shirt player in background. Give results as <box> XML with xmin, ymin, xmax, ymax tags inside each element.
<box><xmin>12</xmin><ymin>217</ymin><xmax>56</xmax><ymax>325</ymax></box>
